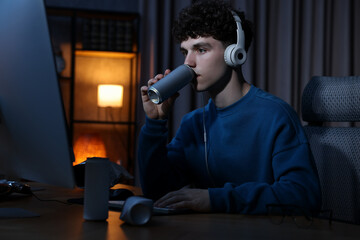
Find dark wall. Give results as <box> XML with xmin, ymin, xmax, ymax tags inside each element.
<box><xmin>45</xmin><ymin>0</ymin><xmax>139</xmax><ymax>13</ymax></box>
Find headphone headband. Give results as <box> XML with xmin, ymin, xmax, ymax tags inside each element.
<box><xmin>230</xmin><ymin>11</ymin><xmax>245</xmax><ymax>50</ymax></box>
<box><xmin>224</xmin><ymin>11</ymin><xmax>247</xmax><ymax>67</ymax></box>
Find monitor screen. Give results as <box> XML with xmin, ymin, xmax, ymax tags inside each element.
<box><xmin>0</xmin><ymin>0</ymin><xmax>75</xmax><ymax>188</ymax></box>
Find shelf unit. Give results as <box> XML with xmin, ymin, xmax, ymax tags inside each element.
<box><xmin>46</xmin><ymin>7</ymin><xmax>139</xmax><ymax>175</ymax></box>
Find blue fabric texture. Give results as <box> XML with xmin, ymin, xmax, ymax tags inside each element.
<box><xmin>138</xmin><ymin>85</ymin><xmax>321</xmax><ymax>214</ymax></box>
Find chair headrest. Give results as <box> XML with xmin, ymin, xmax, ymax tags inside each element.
<box><xmin>302</xmin><ymin>76</ymin><xmax>360</xmax><ymax>123</ymax></box>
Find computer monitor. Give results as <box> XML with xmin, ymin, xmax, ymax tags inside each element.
<box><xmin>0</xmin><ymin>0</ymin><xmax>75</xmax><ymax>188</ymax></box>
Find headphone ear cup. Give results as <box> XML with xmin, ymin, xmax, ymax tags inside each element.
<box><xmin>224</xmin><ymin>44</ymin><xmax>247</xmax><ymax>68</ymax></box>
<box><xmin>233</xmin><ymin>47</ymin><xmax>247</xmax><ymax>66</ymax></box>
<box><xmin>224</xmin><ymin>44</ymin><xmax>236</xmax><ymax>67</ymax></box>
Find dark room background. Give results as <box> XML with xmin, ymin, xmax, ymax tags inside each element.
<box><xmin>46</xmin><ymin>0</ymin><xmax>360</xmax><ymax>183</ymax></box>
<box><xmin>138</xmin><ymin>0</ymin><xmax>360</xmax><ymax>138</ymax></box>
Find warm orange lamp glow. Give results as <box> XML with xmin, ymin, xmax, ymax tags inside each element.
<box><xmin>97</xmin><ymin>84</ymin><xmax>124</xmax><ymax>108</ymax></box>
<box><xmin>73</xmin><ymin>134</ymin><xmax>107</xmax><ymax>165</ymax></box>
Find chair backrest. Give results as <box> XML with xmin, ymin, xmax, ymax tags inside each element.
<box><xmin>302</xmin><ymin>76</ymin><xmax>360</xmax><ymax>224</ymax></box>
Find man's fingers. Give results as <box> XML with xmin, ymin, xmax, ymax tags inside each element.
<box><xmin>155</xmin><ymin>192</ymin><xmax>178</xmax><ymax>208</ymax></box>
<box><xmin>154</xmin><ymin>189</ymin><xmax>190</xmax><ymax>208</ymax></box>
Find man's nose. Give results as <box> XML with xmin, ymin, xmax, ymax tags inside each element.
<box><xmin>184</xmin><ymin>52</ymin><xmax>196</xmax><ymax>67</ymax></box>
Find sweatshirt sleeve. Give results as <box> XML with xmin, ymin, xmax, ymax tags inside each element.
<box><xmin>138</xmin><ymin>117</ymin><xmax>189</xmax><ymax>200</ymax></box>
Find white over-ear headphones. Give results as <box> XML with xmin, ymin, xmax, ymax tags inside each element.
<box><xmin>224</xmin><ymin>11</ymin><xmax>247</xmax><ymax>68</ymax></box>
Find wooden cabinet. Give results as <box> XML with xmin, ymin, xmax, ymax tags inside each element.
<box><xmin>46</xmin><ymin>8</ymin><xmax>138</xmax><ymax>175</ymax></box>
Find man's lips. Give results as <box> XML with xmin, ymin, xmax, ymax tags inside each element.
<box><xmin>194</xmin><ymin>72</ymin><xmax>200</xmax><ymax>79</ymax></box>
<box><xmin>192</xmin><ymin>73</ymin><xmax>200</xmax><ymax>83</ymax></box>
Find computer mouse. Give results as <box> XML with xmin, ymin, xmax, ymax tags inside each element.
<box><xmin>7</xmin><ymin>181</ymin><xmax>32</xmax><ymax>195</ymax></box>
<box><xmin>109</xmin><ymin>188</ymin><xmax>134</xmax><ymax>201</ymax></box>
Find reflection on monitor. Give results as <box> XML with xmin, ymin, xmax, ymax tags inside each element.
<box><xmin>0</xmin><ymin>0</ymin><xmax>75</xmax><ymax>188</ymax></box>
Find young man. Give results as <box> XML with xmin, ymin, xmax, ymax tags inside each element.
<box><xmin>138</xmin><ymin>0</ymin><xmax>321</xmax><ymax>214</ymax></box>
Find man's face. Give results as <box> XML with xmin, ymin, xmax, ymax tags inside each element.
<box><xmin>180</xmin><ymin>37</ymin><xmax>229</xmax><ymax>92</ymax></box>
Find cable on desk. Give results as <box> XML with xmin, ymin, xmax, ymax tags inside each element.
<box><xmin>31</xmin><ymin>192</ymin><xmax>73</xmax><ymax>205</ymax></box>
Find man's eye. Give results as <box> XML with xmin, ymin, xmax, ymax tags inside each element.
<box><xmin>198</xmin><ymin>48</ymin><xmax>206</xmax><ymax>53</ymax></box>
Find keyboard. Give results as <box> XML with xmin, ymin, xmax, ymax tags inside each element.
<box><xmin>108</xmin><ymin>200</ymin><xmax>190</xmax><ymax>215</ymax></box>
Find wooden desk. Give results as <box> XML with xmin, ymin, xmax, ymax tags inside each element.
<box><xmin>1</xmin><ymin>182</ymin><xmax>360</xmax><ymax>240</ymax></box>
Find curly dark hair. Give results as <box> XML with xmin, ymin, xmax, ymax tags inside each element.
<box><xmin>172</xmin><ymin>0</ymin><xmax>253</xmax><ymax>52</ymax></box>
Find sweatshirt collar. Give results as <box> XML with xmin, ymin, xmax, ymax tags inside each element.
<box><xmin>209</xmin><ymin>85</ymin><xmax>257</xmax><ymax>117</ymax></box>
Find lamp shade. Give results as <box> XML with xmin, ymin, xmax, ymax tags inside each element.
<box><xmin>97</xmin><ymin>84</ymin><xmax>124</xmax><ymax>107</ymax></box>
<box><xmin>73</xmin><ymin>133</ymin><xmax>107</xmax><ymax>165</ymax></box>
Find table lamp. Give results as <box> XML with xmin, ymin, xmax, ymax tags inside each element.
<box><xmin>97</xmin><ymin>84</ymin><xmax>124</xmax><ymax>108</ymax></box>
<box><xmin>73</xmin><ymin>134</ymin><xmax>107</xmax><ymax>165</ymax></box>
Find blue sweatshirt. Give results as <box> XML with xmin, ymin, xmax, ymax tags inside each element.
<box><xmin>138</xmin><ymin>85</ymin><xmax>321</xmax><ymax>214</ymax></box>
